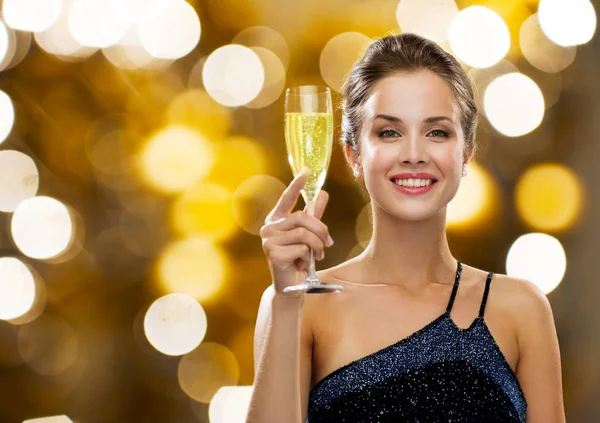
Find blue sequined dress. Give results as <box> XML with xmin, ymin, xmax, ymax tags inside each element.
<box><xmin>306</xmin><ymin>262</ymin><xmax>527</xmax><ymax>422</ymax></box>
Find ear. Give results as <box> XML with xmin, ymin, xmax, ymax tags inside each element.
<box><xmin>344</xmin><ymin>144</ymin><xmax>360</xmax><ymax>168</ymax></box>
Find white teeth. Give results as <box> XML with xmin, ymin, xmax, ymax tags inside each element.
<box><xmin>393</xmin><ymin>178</ymin><xmax>434</xmax><ymax>188</ymax></box>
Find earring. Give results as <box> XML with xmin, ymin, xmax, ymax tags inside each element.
<box><xmin>462</xmin><ymin>167</ymin><xmax>467</xmax><ymax>177</ymax></box>
<box><xmin>353</xmin><ymin>166</ymin><xmax>360</xmax><ymax>177</ymax></box>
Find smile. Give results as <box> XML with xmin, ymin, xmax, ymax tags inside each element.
<box><xmin>390</xmin><ymin>179</ymin><xmax>437</xmax><ymax>195</ymax></box>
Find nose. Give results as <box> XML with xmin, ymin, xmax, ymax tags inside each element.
<box><xmin>399</xmin><ymin>131</ymin><xmax>428</xmax><ymax>166</ymax></box>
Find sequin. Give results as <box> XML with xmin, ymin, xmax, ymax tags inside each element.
<box><xmin>306</xmin><ymin>262</ymin><xmax>527</xmax><ymax>422</ymax></box>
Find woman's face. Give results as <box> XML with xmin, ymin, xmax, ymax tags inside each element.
<box><xmin>351</xmin><ymin>69</ymin><xmax>468</xmax><ymax>221</ymax></box>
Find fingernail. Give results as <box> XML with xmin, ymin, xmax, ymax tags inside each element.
<box><xmin>326</xmin><ymin>235</ymin><xmax>334</xmax><ymax>246</ymax></box>
<box><xmin>319</xmin><ymin>251</ymin><xmax>325</xmax><ymax>260</ymax></box>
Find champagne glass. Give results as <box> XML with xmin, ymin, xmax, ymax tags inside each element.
<box><xmin>283</xmin><ymin>85</ymin><xmax>344</xmax><ymax>294</ymax></box>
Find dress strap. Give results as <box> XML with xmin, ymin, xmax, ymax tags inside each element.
<box><xmin>445</xmin><ymin>261</ymin><xmax>462</xmax><ymax>314</ymax></box>
<box><xmin>478</xmin><ymin>272</ymin><xmax>494</xmax><ymax>318</ymax></box>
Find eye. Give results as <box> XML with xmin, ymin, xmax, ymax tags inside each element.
<box><xmin>378</xmin><ymin>129</ymin><xmax>400</xmax><ymax>138</ymax></box>
<box><xmin>427</xmin><ymin>129</ymin><xmax>450</xmax><ymax>138</ymax></box>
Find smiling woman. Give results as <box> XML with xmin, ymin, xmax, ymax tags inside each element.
<box><xmin>248</xmin><ymin>33</ymin><xmax>565</xmax><ymax>423</ymax></box>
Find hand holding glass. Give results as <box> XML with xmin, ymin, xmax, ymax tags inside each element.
<box><xmin>283</xmin><ymin>85</ymin><xmax>344</xmax><ymax>294</ymax></box>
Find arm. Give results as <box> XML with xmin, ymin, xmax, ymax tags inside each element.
<box><xmin>246</xmin><ymin>285</ymin><xmax>313</xmax><ymax>423</ymax></box>
<box><xmin>514</xmin><ymin>278</ymin><xmax>566</xmax><ymax>422</ymax></box>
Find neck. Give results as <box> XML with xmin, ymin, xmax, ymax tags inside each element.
<box><xmin>356</xmin><ymin>205</ymin><xmax>457</xmax><ymax>291</ymax></box>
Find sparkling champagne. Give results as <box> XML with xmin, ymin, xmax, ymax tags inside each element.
<box><xmin>284</xmin><ymin>112</ymin><xmax>333</xmax><ymax>203</ymax></box>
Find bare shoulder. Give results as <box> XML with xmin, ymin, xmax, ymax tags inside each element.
<box><xmin>488</xmin><ymin>273</ymin><xmax>556</xmax><ymax>345</ymax></box>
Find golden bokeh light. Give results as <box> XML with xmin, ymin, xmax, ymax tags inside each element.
<box><xmin>232</xmin><ymin>175</ymin><xmax>286</xmax><ymax>235</ymax></box>
<box><xmin>0</xmin><ymin>20</ymin><xmax>8</xmax><ymax>63</ymax></box>
<box><xmin>203</xmin><ymin>44</ymin><xmax>265</xmax><ymax>107</ymax></box>
<box><xmin>515</xmin><ymin>163</ymin><xmax>584</xmax><ymax>232</ymax></box>
<box><xmin>177</xmin><ymin>342</ymin><xmax>240</xmax><ymax>403</ymax></box>
<box><xmin>18</xmin><ymin>314</ymin><xmax>78</xmax><ymax>376</ymax></box>
<box><xmin>102</xmin><ymin>28</ymin><xmax>156</xmax><ymax>70</ymax></box>
<box><xmin>226</xmin><ymin>324</ymin><xmax>255</xmax><ymax>385</ymax></box>
<box><xmin>144</xmin><ymin>293</ymin><xmax>207</xmax><ymax>356</ymax></box>
<box><xmin>469</xmin><ymin>59</ymin><xmax>518</xmax><ymax>116</ymax></box>
<box><xmin>484</xmin><ymin>72</ymin><xmax>545</xmax><ymax>137</ymax></box>
<box><xmin>448</xmin><ymin>6</ymin><xmax>510</xmax><ymax>68</ymax></box>
<box><xmin>6</xmin><ymin>270</ymin><xmax>46</xmax><ymax>326</ymax></box>
<box><xmin>320</xmin><ymin>32</ymin><xmax>372</xmax><ymax>93</ymax></box>
<box><xmin>206</xmin><ymin>135</ymin><xmax>270</xmax><ymax>192</ymax></box>
<box><xmin>520</xmin><ymin>13</ymin><xmax>576</xmax><ymax>73</ymax></box>
<box><xmin>396</xmin><ymin>0</ymin><xmax>458</xmax><ymax>44</ymax></box>
<box><xmin>3</xmin><ymin>0</ymin><xmax>62</xmax><ymax>32</ymax></box>
<box><xmin>538</xmin><ymin>0</ymin><xmax>596</xmax><ymax>47</ymax></box>
<box><xmin>170</xmin><ymin>182</ymin><xmax>237</xmax><ymax>240</ymax></box>
<box><xmin>0</xmin><ymin>27</ymin><xmax>32</xmax><ymax>72</ymax></box>
<box><xmin>68</xmin><ymin>0</ymin><xmax>129</xmax><ymax>48</ymax></box>
<box><xmin>137</xmin><ymin>0</ymin><xmax>201</xmax><ymax>59</ymax></box>
<box><xmin>167</xmin><ymin>89</ymin><xmax>231</xmax><ymax>139</ymax></box>
<box><xmin>447</xmin><ymin>163</ymin><xmax>495</xmax><ymax>228</ymax></box>
<box><xmin>157</xmin><ymin>237</ymin><xmax>228</xmax><ymax>302</ymax></box>
<box><xmin>23</xmin><ymin>416</ymin><xmax>74</xmax><ymax>423</ymax></box>
<box><xmin>0</xmin><ymin>258</ymin><xmax>36</xmax><ymax>321</ymax></box>
<box><xmin>138</xmin><ymin>126</ymin><xmax>215</xmax><ymax>194</ymax></box>
<box><xmin>209</xmin><ymin>386</ymin><xmax>253</xmax><ymax>423</ymax></box>
<box><xmin>11</xmin><ymin>196</ymin><xmax>75</xmax><ymax>260</ymax></box>
<box><xmin>355</xmin><ymin>203</ymin><xmax>372</xmax><ymax>249</ymax></box>
<box><xmin>506</xmin><ymin>232</ymin><xmax>566</xmax><ymax>294</ymax></box>
<box><xmin>232</xmin><ymin>26</ymin><xmax>290</xmax><ymax>70</ymax></box>
<box><xmin>245</xmin><ymin>47</ymin><xmax>286</xmax><ymax>109</ymax></box>
<box><xmin>0</xmin><ymin>90</ymin><xmax>15</xmax><ymax>145</ymax></box>
<box><xmin>35</xmin><ymin>0</ymin><xmax>98</xmax><ymax>59</ymax></box>
<box><xmin>0</xmin><ymin>150</ymin><xmax>40</xmax><ymax>212</ymax></box>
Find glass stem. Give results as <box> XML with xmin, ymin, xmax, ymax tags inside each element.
<box><xmin>306</xmin><ymin>199</ymin><xmax>318</xmax><ymax>284</ymax></box>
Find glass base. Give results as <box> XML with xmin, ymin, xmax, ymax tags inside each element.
<box><xmin>283</xmin><ymin>278</ymin><xmax>344</xmax><ymax>294</ymax></box>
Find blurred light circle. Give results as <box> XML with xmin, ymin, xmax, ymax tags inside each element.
<box><xmin>0</xmin><ymin>90</ymin><xmax>15</xmax><ymax>145</ymax></box>
<box><xmin>516</xmin><ymin>163</ymin><xmax>583</xmax><ymax>231</ymax></box>
<box><xmin>320</xmin><ymin>32</ymin><xmax>372</xmax><ymax>93</ymax></box>
<box><xmin>0</xmin><ymin>258</ymin><xmax>36</xmax><ymax>320</ymax></box>
<box><xmin>143</xmin><ymin>293</ymin><xmax>207</xmax><ymax>356</ymax></box>
<box><xmin>232</xmin><ymin>26</ymin><xmax>290</xmax><ymax>69</ymax></box>
<box><xmin>506</xmin><ymin>232</ymin><xmax>566</xmax><ymax>294</ymax></box>
<box><xmin>520</xmin><ymin>13</ymin><xmax>576</xmax><ymax>73</ymax></box>
<box><xmin>157</xmin><ymin>237</ymin><xmax>227</xmax><ymax>302</ymax></box>
<box><xmin>232</xmin><ymin>175</ymin><xmax>286</xmax><ymax>235</ymax></box>
<box><xmin>244</xmin><ymin>47</ymin><xmax>286</xmax><ymax>109</ymax></box>
<box><xmin>469</xmin><ymin>60</ymin><xmax>518</xmax><ymax>116</ymax></box>
<box><xmin>170</xmin><ymin>183</ymin><xmax>237</xmax><ymax>241</ymax></box>
<box><xmin>484</xmin><ymin>72</ymin><xmax>545</xmax><ymax>137</ymax></box>
<box><xmin>3</xmin><ymin>0</ymin><xmax>63</xmax><ymax>32</ymax></box>
<box><xmin>205</xmin><ymin>135</ymin><xmax>269</xmax><ymax>192</ymax></box>
<box><xmin>68</xmin><ymin>0</ymin><xmax>129</xmax><ymax>48</ymax></box>
<box><xmin>0</xmin><ymin>27</ymin><xmax>32</xmax><ymax>72</ymax></box>
<box><xmin>24</xmin><ymin>416</ymin><xmax>74</xmax><ymax>423</ymax></box>
<box><xmin>203</xmin><ymin>44</ymin><xmax>265</xmax><ymax>107</ymax></box>
<box><xmin>35</xmin><ymin>0</ymin><xmax>97</xmax><ymax>58</ymax></box>
<box><xmin>396</xmin><ymin>0</ymin><xmax>459</xmax><ymax>44</ymax></box>
<box><xmin>447</xmin><ymin>163</ymin><xmax>494</xmax><ymax>227</ymax></box>
<box><xmin>355</xmin><ymin>203</ymin><xmax>372</xmax><ymax>249</ymax></box>
<box><xmin>18</xmin><ymin>314</ymin><xmax>78</xmax><ymax>375</ymax></box>
<box><xmin>102</xmin><ymin>28</ymin><xmax>155</xmax><ymax>70</ymax></box>
<box><xmin>0</xmin><ymin>151</ymin><xmax>39</xmax><ymax>212</ymax></box>
<box><xmin>209</xmin><ymin>386</ymin><xmax>253</xmax><ymax>423</ymax></box>
<box><xmin>177</xmin><ymin>342</ymin><xmax>240</xmax><ymax>403</ymax></box>
<box><xmin>0</xmin><ymin>20</ymin><xmax>8</xmax><ymax>63</ymax></box>
<box><xmin>167</xmin><ymin>89</ymin><xmax>231</xmax><ymax>139</ymax></box>
<box><xmin>138</xmin><ymin>126</ymin><xmax>215</xmax><ymax>194</ymax></box>
<box><xmin>538</xmin><ymin>0</ymin><xmax>596</xmax><ymax>47</ymax></box>
<box><xmin>11</xmin><ymin>196</ymin><xmax>74</xmax><ymax>260</ymax></box>
<box><xmin>138</xmin><ymin>0</ymin><xmax>201</xmax><ymax>59</ymax></box>
<box><xmin>448</xmin><ymin>6</ymin><xmax>510</xmax><ymax>68</ymax></box>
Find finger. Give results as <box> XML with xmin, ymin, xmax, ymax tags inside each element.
<box><xmin>313</xmin><ymin>190</ymin><xmax>329</xmax><ymax>220</ymax></box>
<box><xmin>271</xmin><ymin>215</ymin><xmax>330</xmax><ymax>249</ymax></box>
<box><xmin>272</xmin><ymin>227</ymin><xmax>326</xmax><ymax>257</ymax></box>
<box><xmin>270</xmin><ymin>167</ymin><xmax>310</xmax><ymax>220</ymax></box>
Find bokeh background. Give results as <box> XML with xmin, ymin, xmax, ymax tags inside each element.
<box><xmin>0</xmin><ymin>0</ymin><xmax>598</xmax><ymax>421</ymax></box>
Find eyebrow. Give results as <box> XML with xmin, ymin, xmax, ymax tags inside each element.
<box><xmin>374</xmin><ymin>114</ymin><xmax>455</xmax><ymax>124</ymax></box>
